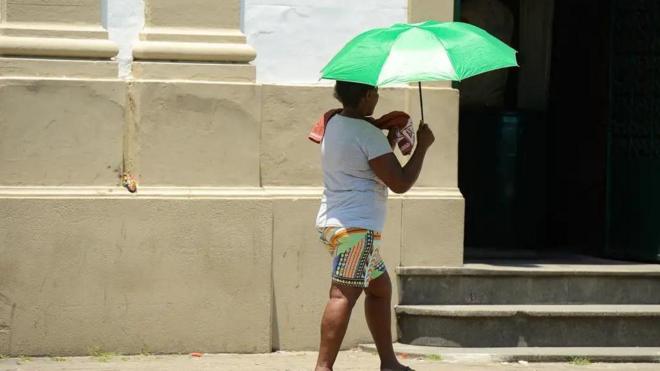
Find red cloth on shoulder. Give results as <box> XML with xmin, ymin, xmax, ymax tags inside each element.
<box><xmin>308</xmin><ymin>109</ymin><xmax>342</xmax><ymax>143</ymax></box>
<box><xmin>308</xmin><ymin>109</ymin><xmax>415</xmax><ymax>155</ymax></box>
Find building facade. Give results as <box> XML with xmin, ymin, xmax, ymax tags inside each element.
<box><xmin>0</xmin><ymin>0</ymin><xmax>463</xmax><ymax>355</ymax></box>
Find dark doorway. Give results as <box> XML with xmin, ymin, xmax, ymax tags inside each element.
<box><xmin>545</xmin><ymin>0</ymin><xmax>610</xmax><ymax>257</ymax></box>
<box><xmin>605</xmin><ymin>0</ymin><xmax>660</xmax><ymax>262</ymax></box>
<box><xmin>458</xmin><ymin>0</ymin><xmax>555</xmax><ymax>259</ymax></box>
<box><xmin>458</xmin><ymin>0</ymin><xmax>660</xmax><ymax>262</ymax></box>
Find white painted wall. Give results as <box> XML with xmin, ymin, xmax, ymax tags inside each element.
<box><xmin>243</xmin><ymin>0</ymin><xmax>408</xmax><ymax>84</ymax></box>
<box><xmin>102</xmin><ymin>0</ymin><xmax>144</xmax><ymax>78</ymax></box>
<box><xmin>102</xmin><ymin>0</ymin><xmax>407</xmax><ymax>82</ymax></box>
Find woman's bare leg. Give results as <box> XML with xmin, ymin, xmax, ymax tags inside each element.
<box><xmin>364</xmin><ymin>272</ymin><xmax>408</xmax><ymax>370</ymax></box>
<box><xmin>315</xmin><ymin>283</ymin><xmax>363</xmax><ymax>371</ymax></box>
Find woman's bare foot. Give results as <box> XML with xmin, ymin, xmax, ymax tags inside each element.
<box><xmin>381</xmin><ymin>363</ymin><xmax>414</xmax><ymax>371</ymax></box>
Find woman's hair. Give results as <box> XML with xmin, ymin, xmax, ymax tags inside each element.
<box><xmin>334</xmin><ymin>80</ymin><xmax>376</xmax><ymax>108</ymax></box>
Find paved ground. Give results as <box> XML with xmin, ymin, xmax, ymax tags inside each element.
<box><xmin>361</xmin><ymin>344</ymin><xmax>660</xmax><ymax>363</ymax></box>
<box><xmin>2</xmin><ymin>350</ymin><xmax>660</xmax><ymax>371</ymax></box>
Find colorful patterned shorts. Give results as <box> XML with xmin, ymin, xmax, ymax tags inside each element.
<box><xmin>318</xmin><ymin>227</ymin><xmax>387</xmax><ymax>288</ymax></box>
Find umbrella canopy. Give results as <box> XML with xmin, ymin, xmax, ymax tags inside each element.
<box><xmin>321</xmin><ymin>20</ymin><xmax>518</xmax><ymax>86</ymax></box>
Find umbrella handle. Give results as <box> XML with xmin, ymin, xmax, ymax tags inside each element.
<box><xmin>418</xmin><ymin>81</ymin><xmax>425</xmax><ymax>124</ymax></box>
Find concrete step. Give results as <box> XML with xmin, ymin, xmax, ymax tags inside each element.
<box><xmin>397</xmin><ymin>263</ymin><xmax>660</xmax><ymax>305</ymax></box>
<box><xmin>359</xmin><ymin>343</ymin><xmax>660</xmax><ymax>363</ymax></box>
<box><xmin>396</xmin><ymin>304</ymin><xmax>660</xmax><ymax>347</ymax></box>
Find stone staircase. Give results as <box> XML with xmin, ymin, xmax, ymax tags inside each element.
<box><xmin>395</xmin><ymin>257</ymin><xmax>660</xmax><ymax>348</ymax></box>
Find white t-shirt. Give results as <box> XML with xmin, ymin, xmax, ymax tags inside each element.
<box><xmin>315</xmin><ymin>114</ymin><xmax>393</xmax><ymax>232</ymax></box>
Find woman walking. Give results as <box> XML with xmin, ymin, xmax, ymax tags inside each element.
<box><xmin>314</xmin><ymin>80</ymin><xmax>435</xmax><ymax>371</ymax></box>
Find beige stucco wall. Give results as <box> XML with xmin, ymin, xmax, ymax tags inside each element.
<box><xmin>0</xmin><ymin>58</ymin><xmax>118</xmax><ymax>79</ymax></box>
<box><xmin>0</xmin><ymin>0</ymin><xmax>118</xmax><ymax>59</ymax></box>
<box><xmin>0</xmin><ymin>79</ymin><xmax>464</xmax><ymax>355</ymax></box>
<box><xmin>134</xmin><ymin>0</ymin><xmax>255</xmax><ymax>63</ymax></box>
<box><xmin>0</xmin><ymin>195</ymin><xmax>273</xmax><ymax>355</ymax></box>
<box><xmin>129</xmin><ymin>81</ymin><xmax>262</xmax><ymax>186</ymax></box>
<box><xmin>0</xmin><ymin>0</ymin><xmax>461</xmax><ymax>356</ymax></box>
<box><xmin>144</xmin><ymin>0</ymin><xmax>241</xmax><ymax>30</ymax></box>
<box><xmin>401</xmin><ymin>191</ymin><xmax>465</xmax><ymax>266</ymax></box>
<box><xmin>408</xmin><ymin>0</ymin><xmax>455</xmax><ymax>23</ymax></box>
<box><xmin>3</xmin><ymin>0</ymin><xmax>102</xmax><ymax>25</ymax></box>
<box><xmin>0</xmin><ymin>79</ymin><xmax>125</xmax><ymax>186</ymax></box>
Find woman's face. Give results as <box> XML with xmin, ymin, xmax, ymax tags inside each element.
<box><xmin>362</xmin><ymin>88</ymin><xmax>379</xmax><ymax>116</ymax></box>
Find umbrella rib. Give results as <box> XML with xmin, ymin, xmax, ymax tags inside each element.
<box><xmin>377</xmin><ymin>26</ymin><xmax>461</xmax><ymax>84</ymax></box>
<box><xmin>430</xmin><ymin>32</ymin><xmax>462</xmax><ymax>81</ymax></box>
<box><xmin>374</xmin><ymin>29</ymin><xmax>412</xmax><ymax>86</ymax></box>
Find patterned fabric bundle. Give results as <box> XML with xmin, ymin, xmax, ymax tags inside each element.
<box><xmin>309</xmin><ymin>109</ymin><xmax>415</xmax><ymax>155</ymax></box>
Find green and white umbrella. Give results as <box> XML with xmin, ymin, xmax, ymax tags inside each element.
<box><xmin>321</xmin><ymin>20</ymin><xmax>518</xmax><ymax>121</ymax></box>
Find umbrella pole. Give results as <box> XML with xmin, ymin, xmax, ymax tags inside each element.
<box><xmin>418</xmin><ymin>81</ymin><xmax>425</xmax><ymax>123</ymax></box>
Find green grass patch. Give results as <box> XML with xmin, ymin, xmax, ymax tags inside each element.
<box><xmin>16</xmin><ymin>355</ymin><xmax>31</xmax><ymax>365</ymax></box>
<box><xmin>88</xmin><ymin>346</ymin><xmax>117</xmax><ymax>363</ymax></box>
<box><xmin>570</xmin><ymin>356</ymin><xmax>592</xmax><ymax>366</ymax></box>
<box><xmin>425</xmin><ymin>354</ymin><xmax>443</xmax><ymax>361</ymax></box>
<box><xmin>0</xmin><ymin>354</ymin><xmax>7</xmax><ymax>360</ymax></box>
<box><xmin>140</xmin><ymin>346</ymin><xmax>153</xmax><ymax>357</ymax></box>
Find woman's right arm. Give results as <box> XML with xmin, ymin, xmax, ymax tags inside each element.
<box><xmin>369</xmin><ymin>122</ymin><xmax>435</xmax><ymax>194</ymax></box>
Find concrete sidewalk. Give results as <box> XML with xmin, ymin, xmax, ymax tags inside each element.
<box><xmin>2</xmin><ymin>350</ymin><xmax>660</xmax><ymax>371</ymax></box>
